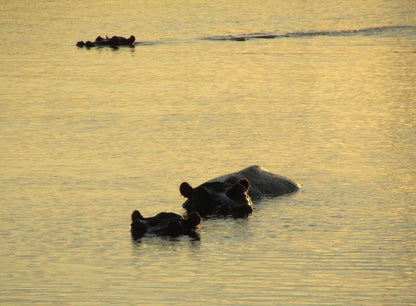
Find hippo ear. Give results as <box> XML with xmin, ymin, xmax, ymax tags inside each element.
<box><xmin>132</xmin><ymin>210</ymin><xmax>144</xmax><ymax>221</ymax></box>
<box><xmin>186</xmin><ymin>211</ymin><xmax>201</xmax><ymax>228</ymax></box>
<box><xmin>180</xmin><ymin>182</ymin><xmax>194</xmax><ymax>198</ymax></box>
<box><xmin>239</xmin><ymin>178</ymin><xmax>250</xmax><ymax>192</ymax></box>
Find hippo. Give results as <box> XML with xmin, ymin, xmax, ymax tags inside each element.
<box><xmin>77</xmin><ymin>35</ymin><xmax>135</xmax><ymax>48</ymax></box>
<box><xmin>130</xmin><ymin>210</ymin><xmax>201</xmax><ymax>240</ymax></box>
<box><xmin>180</xmin><ymin>165</ymin><xmax>300</xmax><ymax>218</ymax></box>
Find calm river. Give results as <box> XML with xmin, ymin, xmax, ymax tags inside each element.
<box><xmin>1</xmin><ymin>0</ymin><xmax>415</xmax><ymax>304</ymax></box>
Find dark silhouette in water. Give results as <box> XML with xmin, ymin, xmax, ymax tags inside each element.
<box><xmin>75</xmin><ymin>26</ymin><xmax>413</xmax><ymax>49</ymax></box>
<box><xmin>130</xmin><ymin>210</ymin><xmax>201</xmax><ymax>240</ymax></box>
<box><xmin>77</xmin><ymin>35</ymin><xmax>135</xmax><ymax>48</ymax></box>
<box><xmin>180</xmin><ymin>165</ymin><xmax>300</xmax><ymax>218</ymax></box>
<box><xmin>204</xmin><ymin>25</ymin><xmax>415</xmax><ymax>41</ymax></box>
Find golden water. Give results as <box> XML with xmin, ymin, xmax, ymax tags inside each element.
<box><xmin>1</xmin><ymin>0</ymin><xmax>415</xmax><ymax>304</ymax></box>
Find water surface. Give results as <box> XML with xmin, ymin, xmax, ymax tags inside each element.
<box><xmin>1</xmin><ymin>0</ymin><xmax>415</xmax><ymax>304</ymax></box>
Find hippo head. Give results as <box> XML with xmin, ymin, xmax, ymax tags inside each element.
<box><xmin>130</xmin><ymin>210</ymin><xmax>201</xmax><ymax>240</ymax></box>
<box><xmin>180</xmin><ymin>179</ymin><xmax>253</xmax><ymax>218</ymax></box>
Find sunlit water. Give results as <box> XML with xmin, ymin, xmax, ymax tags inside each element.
<box><xmin>1</xmin><ymin>0</ymin><xmax>415</xmax><ymax>304</ymax></box>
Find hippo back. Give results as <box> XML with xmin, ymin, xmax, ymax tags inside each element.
<box><xmin>208</xmin><ymin>165</ymin><xmax>300</xmax><ymax>201</ymax></box>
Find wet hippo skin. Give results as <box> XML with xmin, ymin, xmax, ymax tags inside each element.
<box><xmin>180</xmin><ymin>165</ymin><xmax>300</xmax><ymax>218</ymax></box>
<box><xmin>130</xmin><ymin>210</ymin><xmax>201</xmax><ymax>240</ymax></box>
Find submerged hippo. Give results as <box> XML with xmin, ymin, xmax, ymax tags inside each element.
<box><xmin>180</xmin><ymin>165</ymin><xmax>300</xmax><ymax>218</ymax></box>
<box><xmin>77</xmin><ymin>35</ymin><xmax>135</xmax><ymax>48</ymax></box>
<box><xmin>130</xmin><ymin>210</ymin><xmax>201</xmax><ymax>240</ymax></box>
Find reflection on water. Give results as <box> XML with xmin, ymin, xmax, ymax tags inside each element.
<box><xmin>1</xmin><ymin>0</ymin><xmax>415</xmax><ymax>304</ymax></box>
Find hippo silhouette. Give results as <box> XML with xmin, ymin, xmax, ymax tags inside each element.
<box><xmin>180</xmin><ymin>165</ymin><xmax>300</xmax><ymax>218</ymax></box>
<box><xmin>130</xmin><ymin>210</ymin><xmax>201</xmax><ymax>240</ymax></box>
<box><xmin>77</xmin><ymin>35</ymin><xmax>135</xmax><ymax>48</ymax></box>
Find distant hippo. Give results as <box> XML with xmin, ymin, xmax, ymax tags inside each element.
<box><xmin>77</xmin><ymin>35</ymin><xmax>135</xmax><ymax>48</ymax></box>
<box><xmin>180</xmin><ymin>165</ymin><xmax>300</xmax><ymax>218</ymax></box>
<box><xmin>130</xmin><ymin>210</ymin><xmax>201</xmax><ymax>240</ymax></box>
